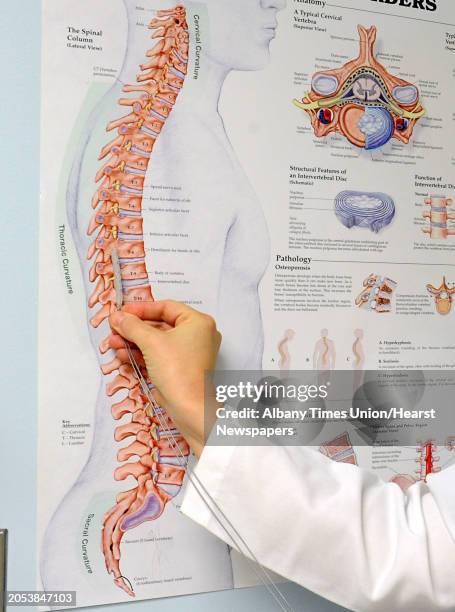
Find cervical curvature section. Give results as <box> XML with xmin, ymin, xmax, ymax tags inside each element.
<box><xmin>85</xmin><ymin>6</ymin><xmax>189</xmax><ymax>598</ymax></box>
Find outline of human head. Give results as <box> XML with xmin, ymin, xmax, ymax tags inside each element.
<box><xmin>284</xmin><ymin>329</ymin><xmax>295</xmax><ymax>341</ymax></box>
<box><xmin>201</xmin><ymin>0</ymin><xmax>287</xmax><ymax>71</ymax></box>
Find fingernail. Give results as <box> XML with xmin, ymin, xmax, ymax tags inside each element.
<box><xmin>110</xmin><ymin>311</ymin><xmax>125</xmax><ymax>327</ymax></box>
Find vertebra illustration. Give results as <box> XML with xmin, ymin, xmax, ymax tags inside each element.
<box><xmin>86</xmin><ymin>5</ymin><xmax>189</xmax><ymax>597</ymax></box>
<box><xmin>422</xmin><ymin>196</ymin><xmax>455</xmax><ymax>239</ymax></box>
<box><xmin>426</xmin><ymin>277</ymin><xmax>455</xmax><ymax>315</ymax></box>
<box><xmin>334</xmin><ymin>190</ymin><xmax>395</xmax><ymax>233</ymax></box>
<box><xmin>293</xmin><ymin>25</ymin><xmax>425</xmax><ymax>150</ymax></box>
<box><xmin>355</xmin><ymin>274</ymin><xmax>397</xmax><ymax>313</ymax></box>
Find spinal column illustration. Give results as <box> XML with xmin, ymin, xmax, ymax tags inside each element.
<box><xmin>86</xmin><ymin>6</ymin><xmax>189</xmax><ymax>597</ymax></box>
<box><xmin>422</xmin><ymin>196</ymin><xmax>455</xmax><ymax>239</ymax></box>
<box><xmin>293</xmin><ymin>25</ymin><xmax>425</xmax><ymax>150</ymax></box>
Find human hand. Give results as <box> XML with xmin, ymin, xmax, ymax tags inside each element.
<box><xmin>109</xmin><ymin>301</ymin><xmax>222</xmax><ymax>458</ymax></box>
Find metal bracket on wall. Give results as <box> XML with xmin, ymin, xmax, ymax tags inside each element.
<box><xmin>0</xmin><ymin>530</ymin><xmax>7</xmax><ymax>612</ymax></box>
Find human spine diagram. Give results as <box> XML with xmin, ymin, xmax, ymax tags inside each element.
<box><xmin>422</xmin><ymin>196</ymin><xmax>455</xmax><ymax>239</ymax></box>
<box><xmin>334</xmin><ymin>190</ymin><xmax>395</xmax><ymax>233</ymax></box>
<box><xmin>293</xmin><ymin>25</ymin><xmax>425</xmax><ymax>150</ymax></box>
<box><xmin>355</xmin><ymin>274</ymin><xmax>397</xmax><ymax>313</ymax></box>
<box><xmin>86</xmin><ymin>6</ymin><xmax>189</xmax><ymax>597</ymax></box>
<box><xmin>426</xmin><ymin>277</ymin><xmax>455</xmax><ymax>315</ymax></box>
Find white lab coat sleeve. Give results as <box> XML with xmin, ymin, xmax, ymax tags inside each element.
<box><xmin>180</xmin><ymin>444</ymin><xmax>455</xmax><ymax>612</ymax></box>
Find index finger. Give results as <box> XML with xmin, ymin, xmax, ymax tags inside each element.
<box><xmin>122</xmin><ymin>300</ymin><xmax>197</xmax><ymax>327</ymax></box>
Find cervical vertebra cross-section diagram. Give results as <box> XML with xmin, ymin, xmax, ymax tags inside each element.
<box><xmin>86</xmin><ymin>6</ymin><xmax>189</xmax><ymax>597</ymax></box>
<box><xmin>293</xmin><ymin>25</ymin><xmax>425</xmax><ymax>150</ymax></box>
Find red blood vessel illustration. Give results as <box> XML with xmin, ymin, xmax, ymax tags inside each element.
<box><xmin>293</xmin><ymin>25</ymin><xmax>425</xmax><ymax>150</ymax></box>
<box><xmin>415</xmin><ymin>441</ymin><xmax>440</xmax><ymax>481</ymax></box>
<box><xmin>86</xmin><ymin>6</ymin><xmax>189</xmax><ymax>596</ymax></box>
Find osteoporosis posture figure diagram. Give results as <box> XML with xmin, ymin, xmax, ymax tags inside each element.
<box><xmin>352</xmin><ymin>329</ymin><xmax>365</xmax><ymax>392</ymax></box>
<box><xmin>278</xmin><ymin>329</ymin><xmax>295</xmax><ymax>370</ymax></box>
<box><xmin>41</xmin><ymin>0</ymin><xmax>286</xmax><ymax>604</ymax></box>
<box><xmin>293</xmin><ymin>25</ymin><xmax>425</xmax><ymax>150</ymax></box>
<box><xmin>313</xmin><ymin>329</ymin><xmax>336</xmax><ymax>370</ymax></box>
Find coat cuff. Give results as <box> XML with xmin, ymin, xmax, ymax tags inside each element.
<box><xmin>427</xmin><ymin>463</ymin><xmax>455</xmax><ymax>541</ymax></box>
<box><xmin>180</xmin><ymin>443</ymin><xmax>238</xmax><ymax>546</ymax></box>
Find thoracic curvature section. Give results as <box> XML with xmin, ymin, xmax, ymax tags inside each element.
<box><xmin>85</xmin><ymin>5</ymin><xmax>189</xmax><ymax>598</ymax></box>
<box><xmin>293</xmin><ymin>25</ymin><xmax>425</xmax><ymax>150</ymax></box>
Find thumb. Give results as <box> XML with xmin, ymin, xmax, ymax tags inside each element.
<box><xmin>109</xmin><ymin>311</ymin><xmax>157</xmax><ymax>351</ymax></box>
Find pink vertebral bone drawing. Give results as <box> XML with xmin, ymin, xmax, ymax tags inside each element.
<box><xmin>86</xmin><ymin>5</ymin><xmax>189</xmax><ymax>597</ymax></box>
<box><xmin>422</xmin><ymin>196</ymin><xmax>455</xmax><ymax>239</ymax></box>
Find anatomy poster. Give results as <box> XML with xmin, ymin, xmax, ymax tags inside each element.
<box><xmin>39</xmin><ymin>0</ymin><xmax>455</xmax><ymax>607</ymax></box>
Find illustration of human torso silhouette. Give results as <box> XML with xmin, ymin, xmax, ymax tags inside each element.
<box><xmin>41</xmin><ymin>0</ymin><xmax>286</xmax><ymax>604</ymax></box>
<box><xmin>313</xmin><ymin>329</ymin><xmax>335</xmax><ymax>371</ymax></box>
<box><xmin>278</xmin><ymin>329</ymin><xmax>295</xmax><ymax>371</ymax></box>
